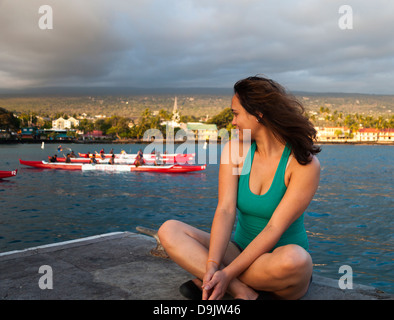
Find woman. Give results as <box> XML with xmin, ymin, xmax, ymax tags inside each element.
<box><xmin>158</xmin><ymin>76</ymin><xmax>321</xmax><ymax>300</ymax></box>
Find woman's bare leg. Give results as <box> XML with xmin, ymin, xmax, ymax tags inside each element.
<box><xmin>158</xmin><ymin>220</ymin><xmax>312</xmax><ymax>300</ymax></box>
<box><xmin>158</xmin><ymin>220</ymin><xmax>256</xmax><ymax>299</ymax></box>
<box><xmin>158</xmin><ymin>219</ymin><xmax>211</xmax><ymax>280</ymax></box>
<box><xmin>238</xmin><ymin>244</ymin><xmax>313</xmax><ymax>299</ymax></box>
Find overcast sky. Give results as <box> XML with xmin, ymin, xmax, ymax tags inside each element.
<box><xmin>0</xmin><ymin>0</ymin><xmax>393</xmax><ymax>94</ymax></box>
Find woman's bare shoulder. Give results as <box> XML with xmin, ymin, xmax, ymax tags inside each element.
<box><xmin>290</xmin><ymin>154</ymin><xmax>321</xmax><ymax>180</ymax></box>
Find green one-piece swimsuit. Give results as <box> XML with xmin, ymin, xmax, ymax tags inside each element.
<box><xmin>233</xmin><ymin>142</ymin><xmax>309</xmax><ymax>251</ymax></box>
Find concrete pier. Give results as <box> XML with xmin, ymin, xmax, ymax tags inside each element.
<box><xmin>0</xmin><ymin>231</ymin><xmax>391</xmax><ymax>300</ymax></box>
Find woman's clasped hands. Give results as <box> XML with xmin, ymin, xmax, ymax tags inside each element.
<box><xmin>202</xmin><ymin>262</ymin><xmax>232</xmax><ymax>300</ymax></box>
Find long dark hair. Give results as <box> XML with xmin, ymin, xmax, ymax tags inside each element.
<box><xmin>234</xmin><ymin>76</ymin><xmax>321</xmax><ymax>165</ymax></box>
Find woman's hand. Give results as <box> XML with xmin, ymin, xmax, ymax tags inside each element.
<box><xmin>202</xmin><ymin>262</ymin><xmax>217</xmax><ymax>300</ymax></box>
<box><xmin>202</xmin><ymin>269</ymin><xmax>231</xmax><ymax>300</ymax></box>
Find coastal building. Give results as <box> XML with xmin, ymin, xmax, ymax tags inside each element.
<box><xmin>52</xmin><ymin>117</ymin><xmax>80</xmax><ymax>130</ymax></box>
<box><xmin>355</xmin><ymin>128</ymin><xmax>393</xmax><ymax>142</ymax></box>
<box><xmin>0</xmin><ymin>129</ymin><xmax>11</xmax><ymax>139</ymax></box>
<box><xmin>20</xmin><ymin>127</ymin><xmax>37</xmax><ymax>139</ymax></box>
<box><xmin>315</xmin><ymin>126</ymin><xmax>351</xmax><ymax>141</ymax></box>
<box><xmin>378</xmin><ymin>128</ymin><xmax>394</xmax><ymax>142</ymax></box>
<box><xmin>355</xmin><ymin>128</ymin><xmax>379</xmax><ymax>142</ymax></box>
<box><xmin>186</xmin><ymin>122</ymin><xmax>218</xmax><ymax>140</ymax></box>
<box><xmin>314</xmin><ymin>127</ymin><xmax>393</xmax><ymax>143</ymax></box>
<box><xmin>82</xmin><ymin>130</ymin><xmax>107</xmax><ymax>140</ymax></box>
<box><xmin>35</xmin><ymin>128</ymin><xmax>68</xmax><ymax>140</ymax></box>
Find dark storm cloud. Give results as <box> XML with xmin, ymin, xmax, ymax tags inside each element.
<box><xmin>0</xmin><ymin>0</ymin><xmax>393</xmax><ymax>93</ymax></box>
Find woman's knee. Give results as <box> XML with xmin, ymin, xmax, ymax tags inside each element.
<box><xmin>274</xmin><ymin>245</ymin><xmax>312</xmax><ymax>278</ymax></box>
<box><xmin>158</xmin><ymin>219</ymin><xmax>180</xmax><ymax>244</ymax></box>
<box><xmin>158</xmin><ymin>220</ymin><xmax>210</xmax><ymax>253</ymax></box>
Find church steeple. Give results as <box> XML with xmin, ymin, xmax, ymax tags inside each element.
<box><xmin>172</xmin><ymin>96</ymin><xmax>180</xmax><ymax>124</ymax></box>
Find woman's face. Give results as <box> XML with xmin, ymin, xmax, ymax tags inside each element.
<box><xmin>231</xmin><ymin>95</ymin><xmax>260</xmax><ymax>140</ymax></box>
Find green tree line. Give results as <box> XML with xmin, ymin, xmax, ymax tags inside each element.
<box><xmin>308</xmin><ymin>107</ymin><xmax>394</xmax><ymax>131</ymax></box>
<box><xmin>1</xmin><ymin>106</ymin><xmax>393</xmax><ymax>140</ymax></box>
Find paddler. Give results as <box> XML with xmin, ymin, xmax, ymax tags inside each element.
<box><xmin>133</xmin><ymin>153</ymin><xmax>145</xmax><ymax>167</ymax></box>
<box><xmin>154</xmin><ymin>151</ymin><xmax>163</xmax><ymax>166</ymax></box>
<box><xmin>109</xmin><ymin>153</ymin><xmax>115</xmax><ymax>165</ymax></box>
<box><xmin>89</xmin><ymin>154</ymin><xmax>97</xmax><ymax>164</ymax></box>
<box><xmin>99</xmin><ymin>148</ymin><xmax>105</xmax><ymax>159</ymax></box>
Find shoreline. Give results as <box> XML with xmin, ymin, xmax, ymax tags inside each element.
<box><xmin>0</xmin><ymin>139</ymin><xmax>393</xmax><ymax>146</ymax></box>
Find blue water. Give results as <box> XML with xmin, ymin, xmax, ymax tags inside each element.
<box><xmin>0</xmin><ymin>143</ymin><xmax>393</xmax><ymax>294</ymax></box>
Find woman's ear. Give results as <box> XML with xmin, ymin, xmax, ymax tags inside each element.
<box><xmin>256</xmin><ymin>112</ymin><xmax>263</xmax><ymax>122</ymax></box>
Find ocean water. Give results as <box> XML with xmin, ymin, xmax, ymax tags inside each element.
<box><xmin>0</xmin><ymin>143</ymin><xmax>393</xmax><ymax>294</ymax></box>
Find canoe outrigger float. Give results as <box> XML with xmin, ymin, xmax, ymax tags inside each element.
<box><xmin>19</xmin><ymin>159</ymin><xmax>206</xmax><ymax>173</ymax></box>
<box><xmin>0</xmin><ymin>169</ymin><xmax>18</xmax><ymax>179</ymax></box>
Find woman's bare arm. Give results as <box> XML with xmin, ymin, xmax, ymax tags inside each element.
<box><xmin>202</xmin><ymin>140</ymin><xmax>245</xmax><ymax>299</ymax></box>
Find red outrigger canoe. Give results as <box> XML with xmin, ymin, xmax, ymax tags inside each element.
<box><xmin>0</xmin><ymin>169</ymin><xmax>18</xmax><ymax>179</ymax></box>
<box><xmin>20</xmin><ymin>159</ymin><xmax>206</xmax><ymax>173</ymax></box>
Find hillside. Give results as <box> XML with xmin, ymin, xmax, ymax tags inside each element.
<box><xmin>298</xmin><ymin>92</ymin><xmax>394</xmax><ymax>115</ymax></box>
<box><xmin>0</xmin><ymin>90</ymin><xmax>393</xmax><ymax>119</ymax></box>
